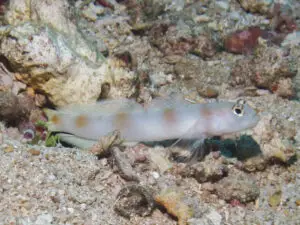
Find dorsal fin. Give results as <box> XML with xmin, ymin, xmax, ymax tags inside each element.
<box><xmin>57</xmin><ymin>98</ymin><xmax>144</xmax><ymax>116</ymax></box>
<box><xmin>145</xmin><ymin>93</ymin><xmax>191</xmax><ymax>111</ymax></box>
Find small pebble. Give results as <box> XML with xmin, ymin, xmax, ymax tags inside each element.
<box><xmin>194</xmin><ymin>15</ymin><xmax>210</xmax><ymax>23</ymax></box>
<box><xmin>268</xmin><ymin>190</ymin><xmax>282</xmax><ymax>207</ymax></box>
<box><xmin>197</xmin><ymin>86</ymin><xmax>219</xmax><ymax>98</ymax></box>
<box><xmin>295</xmin><ymin>199</ymin><xmax>300</xmax><ymax>206</ymax></box>
<box><xmin>4</xmin><ymin>145</ymin><xmax>14</xmax><ymax>153</ymax></box>
<box><xmin>67</xmin><ymin>208</ymin><xmax>74</xmax><ymax>214</ymax></box>
<box><xmin>28</xmin><ymin>148</ymin><xmax>41</xmax><ymax>156</ymax></box>
<box><xmin>151</xmin><ymin>171</ymin><xmax>160</xmax><ymax>179</ymax></box>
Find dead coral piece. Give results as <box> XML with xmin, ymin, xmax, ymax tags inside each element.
<box><xmin>174</xmin><ymin>58</ymin><xmax>228</xmax><ymax>89</ymax></box>
<box><xmin>111</xmin><ymin>146</ymin><xmax>139</xmax><ymax>181</ymax></box>
<box><xmin>241</xmin><ymin>155</ymin><xmax>267</xmax><ymax>172</ymax></box>
<box><xmin>1</xmin><ymin>0</ymin><xmax>136</xmax><ymax>106</ymax></box>
<box><xmin>214</xmin><ymin>172</ymin><xmax>260</xmax><ymax>203</ymax></box>
<box><xmin>252</xmin><ymin>113</ymin><xmax>296</xmax><ymax>163</ymax></box>
<box><xmin>179</xmin><ymin>153</ymin><xmax>228</xmax><ymax>183</ymax></box>
<box><xmin>268</xmin><ymin>190</ymin><xmax>282</xmax><ymax>208</ymax></box>
<box><xmin>238</xmin><ymin>0</ymin><xmax>273</xmax><ymax>15</ymax></box>
<box><xmin>154</xmin><ymin>188</ymin><xmax>193</xmax><ymax>225</ymax></box>
<box><xmin>197</xmin><ymin>86</ymin><xmax>219</xmax><ymax>98</ymax></box>
<box><xmin>149</xmin><ymin>23</ymin><xmax>216</xmax><ymax>58</ymax></box>
<box><xmin>28</xmin><ymin>148</ymin><xmax>41</xmax><ymax>156</ymax></box>
<box><xmin>89</xmin><ymin>130</ymin><xmax>123</xmax><ymax>156</ymax></box>
<box><xmin>120</xmin><ymin>0</ymin><xmax>166</xmax><ymax>26</ymax></box>
<box><xmin>6</xmin><ymin>0</ymin><xmax>101</xmax><ymax>60</ymax></box>
<box><xmin>224</xmin><ymin>27</ymin><xmax>263</xmax><ymax>54</ymax></box>
<box><xmin>270</xmin><ymin>3</ymin><xmax>297</xmax><ymax>34</ymax></box>
<box><xmin>230</xmin><ymin>46</ymin><xmax>297</xmax><ymax>97</ymax></box>
<box><xmin>0</xmin><ymin>91</ymin><xmax>35</xmax><ymax>126</ymax></box>
<box><xmin>148</xmin><ymin>146</ymin><xmax>173</xmax><ymax>173</ymax></box>
<box><xmin>0</xmin><ymin>23</ymin><xmax>136</xmax><ymax>106</ymax></box>
<box><xmin>114</xmin><ymin>184</ymin><xmax>155</xmax><ymax>218</ymax></box>
<box><xmin>273</xmin><ymin>78</ymin><xmax>294</xmax><ymax>98</ymax></box>
<box><xmin>190</xmin><ymin>35</ymin><xmax>216</xmax><ymax>59</ymax></box>
<box><xmin>224</xmin><ymin>4</ymin><xmax>297</xmax><ymax>54</ymax></box>
<box><xmin>3</xmin><ymin>144</ymin><xmax>14</xmax><ymax>153</ymax></box>
<box><xmin>191</xmin><ymin>161</ymin><xmax>228</xmax><ymax>183</ymax></box>
<box><xmin>0</xmin><ymin>64</ymin><xmax>26</xmax><ymax>95</ymax></box>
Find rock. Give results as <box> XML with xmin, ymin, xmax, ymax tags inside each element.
<box><xmin>0</xmin><ymin>91</ymin><xmax>35</xmax><ymax>126</ymax></box>
<box><xmin>238</xmin><ymin>0</ymin><xmax>273</xmax><ymax>15</ymax></box>
<box><xmin>252</xmin><ymin>113</ymin><xmax>296</xmax><ymax>163</ymax></box>
<box><xmin>114</xmin><ymin>184</ymin><xmax>155</xmax><ymax>218</ymax></box>
<box><xmin>174</xmin><ymin>58</ymin><xmax>229</xmax><ymax>89</ymax></box>
<box><xmin>0</xmin><ymin>0</ymin><xmax>135</xmax><ymax>106</ymax></box>
<box><xmin>149</xmin><ymin>23</ymin><xmax>216</xmax><ymax>58</ymax></box>
<box><xmin>197</xmin><ymin>86</ymin><xmax>219</xmax><ymax>98</ymax></box>
<box><xmin>188</xmin><ymin>210</ymin><xmax>223</xmax><ymax>225</ymax></box>
<box><xmin>230</xmin><ymin>45</ymin><xmax>297</xmax><ymax>98</ymax></box>
<box><xmin>155</xmin><ymin>187</ymin><xmax>193</xmax><ymax>225</ymax></box>
<box><xmin>214</xmin><ymin>172</ymin><xmax>260</xmax><ymax>203</ymax></box>
<box><xmin>242</xmin><ymin>155</ymin><xmax>267</xmax><ymax>172</ymax></box>
<box><xmin>0</xmin><ymin>22</ymin><xmax>136</xmax><ymax>106</ymax></box>
<box><xmin>182</xmin><ymin>154</ymin><xmax>228</xmax><ymax>183</ymax></box>
<box><xmin>28</xmin><ymin>148</ymin><xmax>41</xmax><ymax>156</ymax></box>
<box><xmin>224</xmin><ymin>27</ymin><xmax>263</xmax><ymax>54</ymax></box>
<box><xmin>81</xmin><ymin>2</ymin><xmax>105</xmax><ymax>22</ymax></box>
<box><xmin>268</xmin><ymin>190</ymin><xmax>282</xmax><ymax>207</ymax></box>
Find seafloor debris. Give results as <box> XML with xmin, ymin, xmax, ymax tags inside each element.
<box><xmin>224</xmin><ymin>26</ymin><xmax>264</xmax><ymax>54</ymax></box>
<box><xmin>178</xmin><ymin>153</ymin><xmax>229</xmax><ymax>183</ymax></box>
<box><xmin>0</xmin><ymin>0</ymin><xmax>136</xmax><ymax>106</ymax></box>
<box><xmin>114</xmin><ymin>184</ymin><xmax>155</xmax><ymax>218</ymax></box>
<box><xmin>240</xmin><ymin>155</ymin><xmax>267</xmax><ymax>172</ymax></box>
<box><xmin>111</xmin><ymin>146</ymin><xmax>139</xmax><ymax>181</ymax></box>
<box><xmin>252</xmin><ymin>113</ymin><xmax>296</xmax><ymax>164</ymax></box>
<box><xmin>89</xmin><ymin>130</ymin><xmax>123</xmax><ymax>156</ymax></box>
<box><xmin>230</xmin><ymin>45</ymin><xmax>297</xmax><ymax>97</ymax></box>
<box><xmin>0</xmin><ymin>91</ymin><xmax>35</xmax><ymax>126</ymax></box>
<box><xmin>197</xmin><ymin>86</ymin><xmax>219</xmax><ymax>98</ymax></box>
<box><xmin>0</xmin><ymin>22</ymin><xmax>136</xmax><ymax>106</ymax></box>
<box><xmin>268</xmin><ymin>189</ymin><xmax>282</xmax><ymax>208</ymax></box>
<box><xmin>225</xmin><ymin>2</ymin><xmax>297</xmax><ymax>54</ymax></box>
<box><xmin>149</xmin><ymin>23</ymin><xmax>216</xmax><ymax>58</ymax></box>
<box><xmin>148</xmin><ymin>146</ymin><xmax>173</xmax><ymax>173</ymax></box>
<box><xmin>270</xmin><ymin>3</ymin><xmax>297</xmax><ymax>35</ymax></box>
<box><xmin>238</xmin><ymin>0</ymin><xmax>273</xmax><ymax>15</ymax></box>
<box><xmin>154</xmin><ymin>187</ymin><xmax>193</xmax><ymax>225</ymax></box>
<box><xmin>212</xmin><ymin>172</ymin><xmax>260</xmax><ymax>203</ymax></box>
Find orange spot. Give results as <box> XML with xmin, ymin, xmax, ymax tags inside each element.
<box><xmin>114</xmin><ymin>112</ymin><xmax>129</xmax><ymax>129</ymax></box>
<box><xmin>51</xmin><ymin>114</ymin><xmax>61</xmax><ymax>125</ymax></box>
<box><xmin>163</xmin><ymin>108</ymin><xmax>177</xmax><ymax>124</ymax></box>
<box><xmin>75</xmin><ymin>115</ymin><xmax>88</xmax><ymax>128</ymax></box>
<box><xmin>200</xmin><ymin>106</ymin><xmax>213</xmax><ymax>119</ymax></box>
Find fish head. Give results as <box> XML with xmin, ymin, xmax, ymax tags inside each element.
<box><xmin>209</xmin><ymin>99</ymin><xmax>260</xmax><ymax>135</ymax></box>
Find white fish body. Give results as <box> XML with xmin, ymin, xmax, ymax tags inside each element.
<box><xmin>45</xmin><ymin>98</ymin><xmax>260</xmax><ymax>145</ymax></box>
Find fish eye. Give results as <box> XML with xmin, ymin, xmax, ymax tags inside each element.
<box><xmin>232</xmin><ymin>99</ymin><xmax>245</xmax><ymax>117</ymax></box>
<box><xmin>233</xmin><ymin>107</ymin><xmax>243</xmax><ymax>116</ymax></box>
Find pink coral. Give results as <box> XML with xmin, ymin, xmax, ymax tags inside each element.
<box><xmin>225</xmin><ymin>3</ymin><xmax>297</xmax><ymax>54</ymax></box>
<box><xmin>224</xmin><ymin>27</ymin><xmax>263</xmax><ymax>54</ymax></box>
